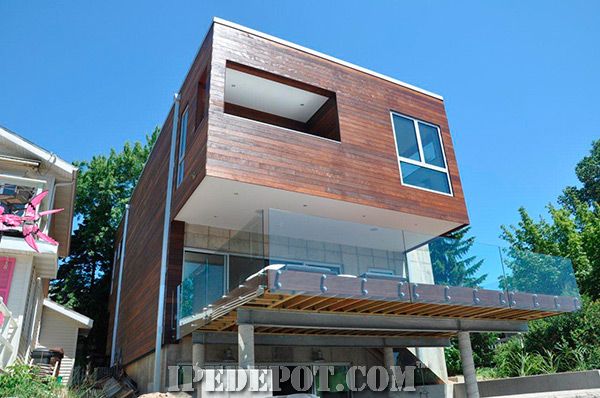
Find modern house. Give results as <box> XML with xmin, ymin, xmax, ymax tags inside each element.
<box><xmin>0</xmin><ymin>126</ymin><xmax>92</xmax><ymax>384</ymax></box>
<box><xmin>107</xmin><ymin>18</ymin><xmax>581</xmax><ymax>396</ymax></box>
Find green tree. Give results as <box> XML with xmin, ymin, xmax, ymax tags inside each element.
<box><xmin>429</xmin><ymin>227</ymin><xmax>487</xmax><ymax>288</ymax></box>
<box><xmin>51</xmin><ymin>128</ymin><xmax>158</xmax><ymax>364</ymax></box>
<box><xmin>501</xmin><ymin>140</ymin><xmax>600</xmax><ymax>298</ymax></box>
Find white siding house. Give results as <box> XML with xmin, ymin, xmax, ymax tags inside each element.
<box><xmin>0</xmin><ymin>125</ymin><xmax>87</xmax><ymax>379</ymax></box>
<box><xmin>37</xmin><ymin>299</ymin><xmax>93</xmax><ymax>384</ymax></box>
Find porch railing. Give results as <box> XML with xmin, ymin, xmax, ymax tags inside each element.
<box><xmin>0</xmin><ymin>297</ymin><xmax>19</xmax><ymax>369</ymax></box>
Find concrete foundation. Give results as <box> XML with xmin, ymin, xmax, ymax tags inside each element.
<box><xmin>454</xmin><ymin>370</ymin><xmax>600</xmax><ymax>398</ymax></box>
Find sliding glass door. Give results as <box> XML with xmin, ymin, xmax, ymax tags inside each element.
<box><xmin>182</xmin><ymin>252</ymin><xmax>226</xmax><ymax>316</ymax></box>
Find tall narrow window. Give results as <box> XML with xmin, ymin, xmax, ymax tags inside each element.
<box><xmin>176</xmin><ymin>107</ymin><xmax>189</xmax><ymax>187</ymax></box>
<box><xmin>391</xmin><ymin>112</ymin><xmax>452</xmax><ymax>195</ymax></box>
<box><xmin>196</xmin><ymin>67</ymin><xmax>209</xmax><ymax>128</ymax></box>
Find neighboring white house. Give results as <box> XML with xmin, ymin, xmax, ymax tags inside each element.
<box><xmin>37</xmin><ymin>299</ymin><xmax>93</xmax><ymax>384</ymax></box>
<box><xmin>0</xmin><ymin>125</ymin><xmax>91</xmax><ymax>384</ymax></box>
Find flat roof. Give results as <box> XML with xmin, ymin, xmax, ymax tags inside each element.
<box><xmin>213</xmin><ymin>17</ymin><xmax>444</xmax><ymax>101</ymax></box>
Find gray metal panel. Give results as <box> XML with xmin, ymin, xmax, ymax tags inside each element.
<box><xmin>236</xmin><ymin>309</ymin><xmax>528</xmax><ymax>333</ymax></box>
<box><xmin>193</xmin><ymin>332</ymin><xmax>450</xmax><ymax>348</ymax></box>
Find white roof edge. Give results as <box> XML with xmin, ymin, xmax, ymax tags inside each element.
<box><xmin>43</xmin><ymin>299</ymin><xmax>94</xmax><ymax>329</ymax></box>
<box><xmin>213</xmin><ymin>17</ymin><xmax>444</xmax><ymax>101</ymax></box>
<box><xmin>0</xmin><ymin>125</ymin><xmax>77</xmax><ymax>175</ymax></box>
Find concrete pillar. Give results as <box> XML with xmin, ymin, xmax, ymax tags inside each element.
<box><xmin>238</xmin><ymin>324</ymin><xmax>255</xmax><ymax>369</ymax></box>
<box><xmin>458</xmin><ymin>332</ymin><xmax>480</xmax><ymax>398</ymax></box>
<box><xmin>383</xmin><ymin>347</ymin><xmax>395</xmax><ymax>372</ymax></box>
<box><xmin>192</xmin><ymin>343</ymin><xmax>206</xmax><ymax>368</ymax></box>
<box><xmin>192</xmin><ymin>343</ymin><xmax>205</xmax><ymax>398</ymax></box>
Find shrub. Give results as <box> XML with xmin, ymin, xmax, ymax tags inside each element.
<box><xmin>523</xmin><ymin>297</ymin><xmax>600</xmax><ymax>372</ymax></box>
<box><xmin>0</xmin><ymin>363</ymin><xmax>61</xmax><ymax>398</ymax></box>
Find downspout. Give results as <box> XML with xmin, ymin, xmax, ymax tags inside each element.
<box><xmin>110</xmin><ymin>204</ymin><xmax>130</xmax><ymax>366</ymax></box>
<box><xmin>153</xmin><ymin>93</ymin><xmax>180</xmax><ymax>391</ymax></box>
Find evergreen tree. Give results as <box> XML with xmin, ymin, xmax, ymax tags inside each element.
<box><xmin>429</xmin><ymin>227</ymin><xmax>487</xmax><ymax>288</ymax></box>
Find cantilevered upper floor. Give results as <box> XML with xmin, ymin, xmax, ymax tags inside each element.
<box><xmin>170</xmin><ymin>17</ymin><xmax>468</xmax><ymax>238</ymax></box>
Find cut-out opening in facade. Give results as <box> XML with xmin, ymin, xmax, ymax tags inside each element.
<box><xmin>224</xmin><ymin>61</ymin><xmax>340</xmax><ymax>141</ymax></box>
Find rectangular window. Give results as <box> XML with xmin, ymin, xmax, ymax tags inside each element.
<box><xmin>196</xmin><ymin>67</ymin><xmax>209</xmax><ymax>128</ymax></box>
<box><xmin>390</xmin><ymin>112</ymin><xmax>452</xmax><ymax>195</ymax></box>
<box><xmin>176</xmin><ymin>107</ymin><xmax>189</xmax><ymax>187</ymax></box>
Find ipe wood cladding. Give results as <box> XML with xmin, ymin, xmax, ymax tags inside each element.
<box><xmin>206</xmin><ymin>23</ymin><xmax>468</xmax><ymax>224</ymax></box>
<box><xmin>108</xmin><ymin>20</ymin><xmax>469</xmax><ymax>366</ymax></box>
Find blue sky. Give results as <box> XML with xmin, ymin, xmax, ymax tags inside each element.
<box><xmin>1</xmin><ymin>1</ymin><xmax>598</xmax><ymax>245</ymax></box>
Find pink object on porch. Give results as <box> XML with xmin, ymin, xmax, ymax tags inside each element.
<box><xmin>1</xmin><ymin>190</ymin><xmax>63</xmax><ymax>252</ymax></box>
<box><xmin>0</xmin><ymin>257</ymin><xmax>16</xmax><ymax>326</ymax></box>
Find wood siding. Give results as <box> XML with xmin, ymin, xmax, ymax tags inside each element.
<box><xmin>112</xmin><ymin>112</ymin><xmax>169</xmax><ymax>364</ymax></box>
<box><xmin>207</xmin><ymin>22</ymin><xmax>468</xmax><ymax>225</ymax></box>
<box><xmin>108</xmin><ymin>20</ymin><xmax>470</xmax><ymax>365</ymax></box>
<box><xmin>107</xmin><ymin>28</ymin><xmax>213</xmax><ymax>366</ymax></box>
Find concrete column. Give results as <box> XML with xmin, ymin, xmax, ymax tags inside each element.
<box><xmin>238</xmin><ymin>324</ymin><xmax>255</xmax><ymax>369</ymax></box>
<box><xmin>383</xmin><ymin>347</ymin><xmax>395</xmax><ymax>372</ymax></box>
<box><xmin>192</xmin><ymin>343</ymin><xmax>206</xmax><ymax>398</ymax></box>
<box><xmin>458</xmin><ymin>332</ymin><xmax>480</xmax><ymax>398</ymax></box>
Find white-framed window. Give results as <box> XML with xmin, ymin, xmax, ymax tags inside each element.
<box><xmin>176</xmin><ymin>107</ymin><xmax>189</xmax><ymax>187</ymax></box>
<box><xmin>0</xmin><ymin>174</ymin><xmax>46</xmax><ymax>233</ymax></box>
<box><xmin>390</xmin><ymin>112</ymin><xmax>452</xmax><ymax>195</ymax></box>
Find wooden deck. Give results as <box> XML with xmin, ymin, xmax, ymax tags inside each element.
<box><xmin>179</xmin><ymin>268</ymin><xmax>580</xmax><ymax>339</ymax></box>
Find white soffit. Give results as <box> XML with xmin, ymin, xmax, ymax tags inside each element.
<box><xmin>175</xmin><ymin>176</ymin><xmax>461</xmax><ymax>249</ymax></box>
<box><xmin>225</xmin><ymin>68</ymin><xmax>328</xmax><ymax>123</ymax></box>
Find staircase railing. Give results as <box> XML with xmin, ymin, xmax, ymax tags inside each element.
<box><xmin>0</xmin><ymin>297</ymin><xmax>19</xmax><ymax>369</ymax></box>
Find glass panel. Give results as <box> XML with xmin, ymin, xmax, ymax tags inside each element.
<box><xmin>268</xmin><ymin>209</ymin><xmax>408</xmax><ymax>280</ymax></box>
<box><xmin>403</xmin><ymin>230</ymin><xmax>509</xmax><ymax>308</ymax></box>
<box><xmin>418</xmin><ymin>122</ymin><xmax>445</xmax><ymax>167</ymax></box>
<box><xmin>407</xmin><ymin>234</ymin><xmax>506</xmax><ymax>291</ymax></box>
<box><xmin>180</xmin><ymin>252</ymin><xmax>225</xmax><ymax>320</ymax></box>
<box><xmin>400</xmin><ymin>161</ymin><xmax>451</xmax><ymax>194</ymax></box>
<box><xmin>177</xmin><ymin>211</ymin><xmax>264</xmax><ymax>332</ymax></box>
<box><xmin>502</xmin><ymin>248</ymin><xmax>580</xmax><ymax>301</ymax></box>
<box><xmin>392</xmin><ymin>114</ymin><xmax>420</xmax><ymax>161</ymax></box>
<box><xmin>177</xmin><ymin>159</ymin><xmax>185</xmax><ymax>186</ymax></box>
<box><xmin>267</xmin><ymin>209</ymin><xmax>579</xmax><ymax>311</ymax></box>
<box><xmin>0</xmin><ymin>183</ymin><xmax>37</xmax><ymax>216</ymax></box>
<box><xmin>228</xmin><ymin>255</ymin><xmax>265</xmax><ymax>289</ymax></box>
<box><xmin>179</xmin><ymin>109</ymin><xmax>188</xmax><ymax>158</ymax></box>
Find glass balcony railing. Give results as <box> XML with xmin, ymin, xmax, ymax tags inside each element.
<box><xmin>177</xmin><ymin>209</ymin><xmax>581</xmax><ymax>332</ymax></box>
